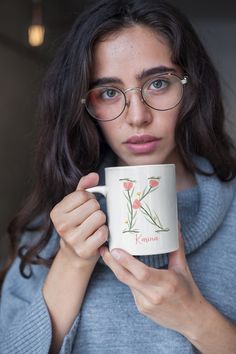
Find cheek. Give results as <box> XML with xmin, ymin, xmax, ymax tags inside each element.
<box><xmin>98</xmin><ymin>122</ymin><xmax>119</xmax><ymax>145</ymax></box>
<box><xmin>164</xmin><ymin>110</ymin><xmax>179</xmax><ymax>137</ymax></box>
<box><xmin>154</xmin><ymin>115</ymin><xmax>177</xmax><ymax>139</ymax></box>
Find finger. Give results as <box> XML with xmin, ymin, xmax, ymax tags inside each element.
<box><xmin>64</xmin><ymin>197</ymin><xmax>101</xmax><ymax>226</ymax></box>
<box><xmin>101</xmin><ymin>248</ymin><xmax>143</xmax><ymax>289</ymax></box>
<box><xmin>109</xmin><ymin>248</ymin><xmax>167</xmax><ymax>283</ymax></box>
<box><xmin>101</xmin><ymin>248</ymin><xmax>161</xmax><ymax>293</ymax></box>
<box><xmin>168</xmin><ymin>230</ymin><xmax>189</xmax><ymax>272</ymax></box>
<box><xmin>58</xmin><ymin>190</ymin><xmax>96</xmax><ymax>213</ymax></box>
<box><xmin>101</xmin><ymin>248</ymin><xmax>171</xmax><ymax>304</ymax></box>
<box><xmin>75</xmin><ymin>225</ymin><xmax>108</xmax><ymax>258</ymax></box>
<box><xmin>131</xmin><ymin>287</ymin><xmax>152</xmax><ymax>310</ymax></box>
<box><xmin>67</xmin><ymin>209</ymin><xmax>106</xmax><ymax>244</ymax></box>
<box><xmin>130</xmin><ymin>287</ymin><xmax>164</xmax><ymax>317</ymax></box>
<box><xmin>76</xmin><ymin>172</ymin><xmax>99</xmax><ymax>191</ymax></box>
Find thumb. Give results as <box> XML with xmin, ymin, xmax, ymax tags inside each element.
<box><xmin>76</xmin><ymin>172</ymin><xmax>99</xmax><ymax>191</ymax></box>
<box><xmin>168</xmin><ymin>230</ymin><xmax>187</xmax><ymax>272</ymax></box>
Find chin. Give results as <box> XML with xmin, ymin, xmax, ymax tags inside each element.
<box><xmin>118</xmin><ymin>154</ymin><xmax>169</xmax><ymax>166</ymax></box>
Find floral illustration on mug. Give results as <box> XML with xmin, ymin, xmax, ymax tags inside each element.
<box><xmin>120</xmin><ymin>177</ymin><xmax>169</xmax><ymax>233</ymax></box>
<box><xmin>120</xmin><ymin>179</ymin><xmax>139</xmax><ymax>233</ymax></box>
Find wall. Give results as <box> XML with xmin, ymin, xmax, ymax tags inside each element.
<box><xmin>0</xmin><ymin>0</ymin><xmax>46</xmax><ymax>265</ymax></box>
<box><xmin>0</xmin><ymin>46</ymin><xmax>44</xmax><ymax>265</ymax></box>
<box><xmin>194</xmin><ymin>19</ymin><xmax>236</xmax><ymax>137</ymax></box>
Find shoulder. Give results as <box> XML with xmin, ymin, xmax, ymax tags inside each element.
<box><xmin>1</xmin><ymin>252</ymin><xmax>48</xmax><ymax>302</ymax></box>
<box><xmin>20</xmin><ymin>215</ymin><xmax>59</xmax><ymax>258</ymax></box>
<box><xmin>1</xmin><ymin>223</ymin><xmax>59</xmax><ymax>300</ymax></box>
<box><xmin>224</xmin><ymin>180</ymin><xmax>236</xmax><ymax>222</ymax></box>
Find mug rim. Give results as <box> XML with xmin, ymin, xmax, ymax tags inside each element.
<box><xmin>105</xmin><ymin>164</ymin><xmax>175</xmax><ymax>171</ymax></box>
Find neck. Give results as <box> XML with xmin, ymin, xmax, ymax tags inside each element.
<box><xmin>168</xmin><ymin>152</ymin><xmax>196</xmax><ymax>192</ymax></box>
<box><xmin>116</xmin><ymin>150</ymin><xmax>197</xmax><ymax>192</ymax></box>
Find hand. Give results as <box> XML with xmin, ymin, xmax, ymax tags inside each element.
<box><xmin>100</xmin><ymin>232</ymin><xmax>207</xmax><ymax>338</ymax></box>
<box><xmin>50</xmin><ymin>172</ymin><xmax>108</xmax><ymax>268</ymax></box>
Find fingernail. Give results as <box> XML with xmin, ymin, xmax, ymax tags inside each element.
<box><xmin>111</xmin><ymin>249</ymin><xmax>121</xmax><ymax>260</ymax></box>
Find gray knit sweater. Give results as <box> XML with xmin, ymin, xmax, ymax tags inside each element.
<box><xmin>1</xmin><ymin>156</ymin><xmax>236</xmax><ymax>354</ymax></box>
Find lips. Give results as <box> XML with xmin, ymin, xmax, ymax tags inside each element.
<box><xmin>124</xmin><ymin>135</ymin><xmax>161</xmax><ymax>154</ymax></box>
<box><xmin>126</xmin><ymin>135</ymin><xmax>159</xmax><ymax>144</ymax></box>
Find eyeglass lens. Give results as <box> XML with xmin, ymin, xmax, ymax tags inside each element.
<box><xmin>85</xmin><ymin>74</ymin><xmax>185</xmax><ymax>121</ymax></box>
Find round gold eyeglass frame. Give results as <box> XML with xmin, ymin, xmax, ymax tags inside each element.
<box><xmin>81</xmin><ymin>72</ymin><xmax>188</xmax><ymax>122</ymax></box>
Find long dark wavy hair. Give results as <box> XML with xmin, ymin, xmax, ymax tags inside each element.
<box><xmin>1</xmin><ymin>0</ymin><xmax>236</xmax><ymax>285</ymax></box>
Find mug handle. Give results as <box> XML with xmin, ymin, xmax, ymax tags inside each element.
<box><xmin>86</xmin><ymin>186</ymin><xmax>109</xmax><ymax>249</ymax></box>
<box><xmin>86</xmin><ymin>186</ymin><xmax>107</xmax><ymax>196</ymax></box>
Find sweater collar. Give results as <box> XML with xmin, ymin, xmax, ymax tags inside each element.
<box><xmin>180</xmin><ymin>156</ymin><xmax>235</xmax><ymax>255</ymax></box>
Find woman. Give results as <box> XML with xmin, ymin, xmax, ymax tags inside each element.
<box><xmin>1</xmin><ymin>0</ymin><xmax>236</xmax><ymax>353</ymax></box>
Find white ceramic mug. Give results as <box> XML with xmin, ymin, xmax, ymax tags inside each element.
<box><xmin>88</xmin><ymin>164</ymin><xmax>179</xmax><ymax>255</ymax></box>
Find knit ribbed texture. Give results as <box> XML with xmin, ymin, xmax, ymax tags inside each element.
<box><xmin>0</xmin><ymin>290</ymin><xmax>51</xmax><ymax>354</ymax></box>
<box><xmin>59</xmin><ymin>316</ymin><xmax>81</xmax><ymax>354</ymax></box>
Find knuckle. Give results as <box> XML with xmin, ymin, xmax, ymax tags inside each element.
<box><xmin>100</xmin><ymin>224</ymin><xmax>109</xmax><ymax>233</ymax></box>
<box><xmin>96</xmin><ymin>227</ymin><xmax>108</xmax><ymax>242</ymax></box>
<box><xmin>137</xmin><ymin>266</ymin><xmax>150</xmax><ymax>282</ymax></box>
<box><xmin>95</xmin><ymin>210</ymin><xmax>106</xmax><ymax>224</ymax></box>
<box><xmin>56</xmin><ymin>222</ymin><xmax>69</xmax><ymax>236</ymax></box>
<box><xmin>166</xmin><ymin>281</ymin><xmax>177</xmax><ymax>295</ymax></box>
<box><xmin>168</xmin><ymin>271</ymin><xmax>179</xmax><ymax>292</ymax></box>
<box><xmin>168</xmin><ymin>269</ymin><xmax>177</xmax><ymax>280</ymax></box>
<box><xmin>73</xmin><ymin>244</ymin><xmax>86</xmax><ymax>258</ymax></box>
<box><xmin>88</xmin><ymin>198</ymin><xmax>100</xmax><ymax>211</ymax></box>
<box><xmin>150</xmin><ymin>293</ymin><xmax>163</xmax><ymax>305</ymax></box>
<box><xmin>117</xmin><ymin>270</ymin><xmax>128</xmax><ymax>284</ymax></box>
<box><xmin>50</xmin><ymin>204</ymin><xmax>60</xmax><ymax>221</ymax></box>
<box><xmin>76</xmin><ymin>190</ymin><xmax>90</xmax><ymax>204</ymax></box>
<box><xmin>75</xmin><ymin>245</ymin><xmax>88</xmax><ymax>259</ymax></box>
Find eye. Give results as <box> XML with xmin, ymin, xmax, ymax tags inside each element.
<box><xmin>149</xmin><ymin>79</ymin><xmax>168</xmax><ymax>90</ymax></box>
<box><xmin>100</xmin><ymin>88</ymin><xmax>120</xmax><ymax>100</ymax></box>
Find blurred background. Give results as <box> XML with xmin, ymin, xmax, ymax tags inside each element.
<box><xmin>0</xmin><ymin>0</ymin><xmax>236</xmax><ymax>266</ymax></box>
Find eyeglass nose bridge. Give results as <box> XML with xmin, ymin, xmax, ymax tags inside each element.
<box><xmin>123</xmin><ymin>87</ymin><xmax>144</xmax><ymax>106</ymax></box>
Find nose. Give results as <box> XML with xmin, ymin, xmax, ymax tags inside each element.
<box><xmin>124</xmin><ymin>88</ymin><xmax>153</xmax><ymax>127</ymax></box>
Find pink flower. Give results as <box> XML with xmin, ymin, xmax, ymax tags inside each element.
<box><xmin>132</xmin><ymin>199</ymin><xmax>141</xmax><ymax>209</ymax></box>
<box><xmin>149</xmin><ymin>179</ymin><xmax>159</xmax><ymax>188</ymax></box>
<box><xmin>123</xmin><ymin>181</ymin><xmax>133</xmax><ymax>190</ymax></box>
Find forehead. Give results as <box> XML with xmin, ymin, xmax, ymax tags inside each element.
<box><xmin>92</xmin><ymin>25</ymin><xmax>176</xmax><ymax>81</ymax></box>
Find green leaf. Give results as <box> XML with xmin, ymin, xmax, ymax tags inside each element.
<box><xmin>143</xmin><ymin>215</ymin><xmax>156</xmax><ymax>226</ymax></box>
<box><xmin>148</xmin><ymin>176</ymin><xmax>160</xmax><ymax>180</ymax></box>
<box><xmin>154</xmin><ymin>211</ymin><xmax>162</xmax><ymax>227</ymax></box>
<box><xmin>144</xmin><ymin>202</ymin><xmax>152</xmax><ymax>215</ymax></box>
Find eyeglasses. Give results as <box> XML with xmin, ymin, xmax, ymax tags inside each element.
<box><xmin>81</xmin><ymin>72</ymin><xmax>188</xmax><ymax>121</ymax></box>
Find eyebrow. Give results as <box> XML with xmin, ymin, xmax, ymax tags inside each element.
<box><xmin>90</xmin><ymin>66</ymin><xmax>176</xmax><ymax>88</ymax></box>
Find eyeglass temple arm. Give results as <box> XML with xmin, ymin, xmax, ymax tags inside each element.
<box><xmin>181</xmin><ymin>76</ymin><xmax>188</xmax><ymax>85</ymax></box>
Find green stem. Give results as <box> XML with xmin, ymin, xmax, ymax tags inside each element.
<box><xmin>140</xmin><ymin>205</ymin><xmax>162</xmax><ymax>229</ymax></box>
<box><xmin>140</xmin><ymin>186</ymin><xmax>152</xmax><ymax>201</ymax></box>
<box><xmin>127</xmin><ymin>189</ymin><xmax>134</xmax><ymax>231</ymax></box>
